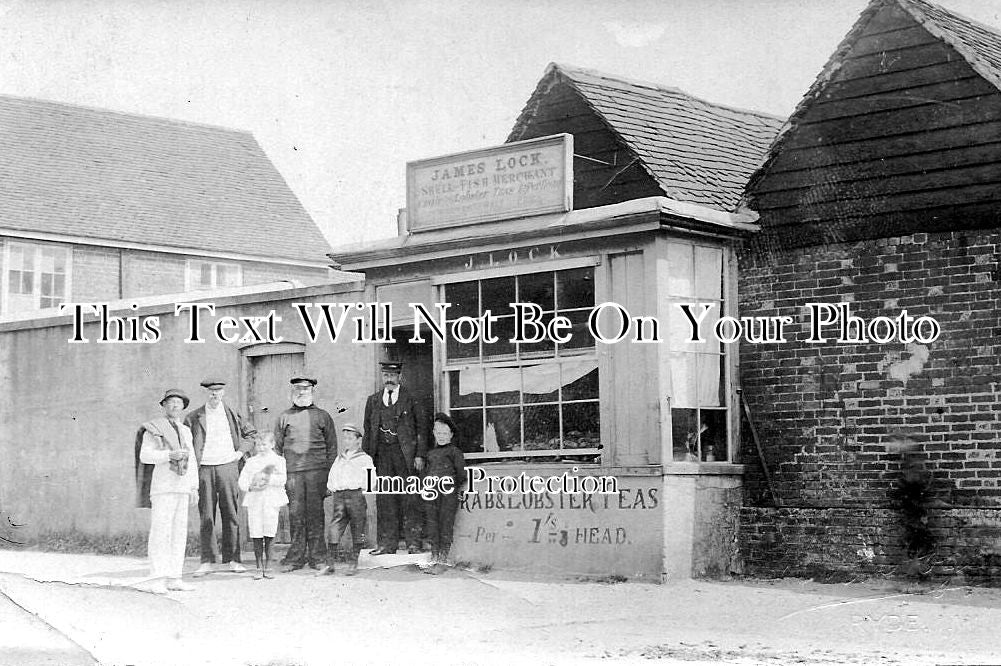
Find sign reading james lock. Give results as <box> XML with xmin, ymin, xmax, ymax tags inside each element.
<box><xmin>405</xmin><ymin>133</ymin><xmax>573</xmax><ymax>232</ymax></box>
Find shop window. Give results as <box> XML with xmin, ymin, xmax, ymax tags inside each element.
<box><xmin>443</xmin><ymin>267</ymin><xmax>599</xmax><ymax>459</ymax></box>
<box><xmin>186</xmin><ymin>260</ymin><xmax>242</xmax><ymax>291</ymax></box>
<box><xmin>3</xmin><ymin>242</ymin><xmax>71</xmax><ymax>314</ymax></box>
<box><xmin>665</xmin><ymin>242</ymin><xmax>730</xmax><ymax>462</ymax></box>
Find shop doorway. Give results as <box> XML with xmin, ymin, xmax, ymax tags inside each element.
<box><xmin>384</xmin><ymin>326</ymin><xmax>434</xmax><ymax>422</ymax></box>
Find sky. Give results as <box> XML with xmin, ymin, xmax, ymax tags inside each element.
<box><xmin>2</xmin><ymin>0</ymin><xmax>1001</xmax><ymax>247</ymax></box>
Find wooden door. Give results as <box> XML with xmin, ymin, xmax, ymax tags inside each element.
<box><xmin>247</xmin><ymin>351</ymin><xmax>304</xmax><ymax>544</ymax></box>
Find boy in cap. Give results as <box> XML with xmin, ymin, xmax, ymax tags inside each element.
<box><xmin>319</xmin><ymin>423</ymin><xmax>374</xmax><ymax>576</ymax></box>
<box><xmin>139</xmin><ymin>388</ymin><xmax>199</xmax><ymax>594</ymax></box>
<box><xmin>424</xmin><ymin>412</ymin><xmax>465</xmax><ymax>571</ymax></box>
<box><xmin>274</xmin><ymin>375</ymin><xmax>338</xmax><ymax>571</ymax></box>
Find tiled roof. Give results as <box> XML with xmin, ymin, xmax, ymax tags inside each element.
<box><xmin>745</xmin><ymin>0</ymin><xmax>1001</xmax><ymax>196</ymax></box>
<box><xmin>510</xmin><ymin>63</ymin><xmax>785</xmax><ymax>211</ymax></box>
<box><xmin>0</xmin><ymin>95</ymin><xmax>331</xmax><ymax>264</ymax></box>
<box><xmin>899</xmin><ymin>0</ymin><xmax>1001</xmax><ymax>90</ymax></box>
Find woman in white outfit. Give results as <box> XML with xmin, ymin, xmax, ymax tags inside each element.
<box><xmin>140</xmin><ymin>388</ymin><xmax>199</xmax><ymax>594</ymax></box>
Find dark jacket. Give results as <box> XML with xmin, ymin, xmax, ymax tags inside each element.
<box><xmin>273</xmin><ymin>404</ymin><xmax>338</xmax><ymax>473</ymax></box>
<box><xmin>184</xmin><ymin>403</ymin><xmax>257</xmax><ymax>464</ymax></box>
<box><xmin>426</xmin><ymin>443</ymin><xmax>465</xmax><ymax>488</ymax></box>
<box><xmin>362</xmin><ymin>386</ymin><xmax>428</xmax><ymax>469</ymax></box>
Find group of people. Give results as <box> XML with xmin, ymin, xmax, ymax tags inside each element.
<box><xmin>135</xmin><ymin>361</ymin><xmax>465</xmax><ymax>594</ymax></box>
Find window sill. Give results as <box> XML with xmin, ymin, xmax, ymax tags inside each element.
<box><xmin>662</xmin><ymin>462</ymin><xmax>744</xmax><ymax>476</ymax></box>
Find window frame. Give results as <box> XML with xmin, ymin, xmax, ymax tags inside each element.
<box><xmin>185</xmin><ymin>259</ymin><xmax>243</xmax><ymax>291</ymax></box>
<box><xmin>1</xmin><ymin>240</ymin><xmax>72</xmax><ymax>315</ymax></box>
<box><xmin>434</xmin><ymin>256</ymin><xmax>601</xmax><ymax>461</ymax></box>
<box><xmin>661</xmin><ymin>240</ymin><xmax>734</xmax><ymax>464</ymax></box>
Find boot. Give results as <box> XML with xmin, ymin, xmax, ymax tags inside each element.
<box><xmin>343</xmin><ymin>546</ymin><xmax>361</xmax><ymax>576</ymax></box>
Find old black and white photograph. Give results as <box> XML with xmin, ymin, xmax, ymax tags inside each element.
<box><xmin>2</xmin><ymin>0</ymin><xmax>1001</xmax><ymax>664</ymax></box>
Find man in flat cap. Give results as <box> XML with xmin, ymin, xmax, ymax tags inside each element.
<box><xmin>363</xmin><ymin>361</ymin><xmax>429</xmax><ymax>555</ymax></box>
<box><xmin>274</xmin><ymin>375</ymin><xmax>338</xmax><ymax>571</ymax></box>
<box><xmin>185</xmin><ymin>378</ymin><xmax>257</xmax><ymax>575</ymax></box>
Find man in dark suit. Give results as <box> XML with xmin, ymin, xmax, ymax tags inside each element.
<box><xmin>363</xmin><ymin>361</ymin><xmax>429</xmax><ymax>554</ymax></box>
<box><xmin>184</xmin><ymin>378</ymin><xmax>257</xmax><ymax>575</ymax></box>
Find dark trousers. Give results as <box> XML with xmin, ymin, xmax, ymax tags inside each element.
<box><xmin>324</xmin><ymin>489</ymin><xmax>368</xmax><ymax>565</ymax></box>
<box><xmin>425</xmin><ymin>489</ymin><xmax>459</xmax><ymax>554</ymax></box>
<box><xmin>375</xmin><ymin>439</ymin><xmax>421</xmax><ymax>550</ymax></box>
<box><xmin>198</xmin><ymin>460</ymin><xmax>242</xmax><ymax>564</ymax></box>
<box><xmin>284</xmin><ymin>469</ymin><xmax>327</xmax><ymax>566</ymax></box>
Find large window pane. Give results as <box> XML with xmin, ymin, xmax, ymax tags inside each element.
<box><xmin>701</xmin><ymin>409</ymin><xmax>728</xmax><ymax>462</ymax></box>
<box><xmin>481</xmin><ymin>276</ymin><xmax>515</xmax><ymax>316</ymax></box>
<box><xmin>524</xmin><ymin>404</ymin><xmax>559</xmax><ymax>450</ymax></box>
<box><xmin>521</xmin><ymin>363</ymin><xmax>560</xmax><ymax>404</ymax></box>
<box><xmin>556</xmin><ymin>267</ymin><xmax>594</xmax><ymax>309</ymax></box>
<box><xmin>445</xmin><ymin>281</ymin><xmax>478</xmax><ymax>320</ymax></box>
<box><xmin>485</xmin><ymin>407</ymin><xmax>520</xmax><ymax>452</ymax></box>
<box><xmin>518</xmin><ymin>272</ymin><xmax>554</xmax><ymax>311</ymax></box>
<box><xmin>452</xmin><ymin>410</ymin><xmax>483</xmax><ymax>454</ymax></box>
<box><xmin>485</xmin><ymin>366</ymin><xmax>520</xmax><ymax>405</ymax></box>
<box><xmin>563</xmin><ymin>402</ymin><xmax>599</xmax><ymax>448</ymax></box>
<box><xmin>672</xmin><ymin>408</ymin><xmax>698</xmax><ymax>461</ymax></box>
<box><xmin>483</xmin><ymin>315</ymin><xmax>515</xmax><ymax>358</ymax></box>
<box><xmin>562</xmin><ymin>363</ymin><xmax>599</xmax><ymax>400</ymax></box>
<box><xmin>559</xmin><ymin>309</ymin><xmax>594</xmax><ymax>350</ymax></box>
<box><xmin>449</xmin><ymin>369</ymin><xmax>483</xmax><ymax>408</ymax></box>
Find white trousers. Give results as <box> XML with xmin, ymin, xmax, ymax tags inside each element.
<box><xmin>149</xmin><ymin>493</ymin><xmax>189</xmax><ymax>579</ymax></box>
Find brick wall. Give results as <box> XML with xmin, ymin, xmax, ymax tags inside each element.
<box><xmin>121</xmin><ymin>250</ymin><xmax>330</xmax><ymax>298</ymax></box>
<box><xmin>122</xmin><ymin>250</ymin><xmax>187</xmax><ymax>297</ymax></box>
<box><xmin>737</xmin><ymin>229</ymin><xmax>1001</xmax><ymax>579</ymax></box>
<box><xmin>72</xmin><ymin>246</ymin><xmax>120</xmax><ymax>301</ymax></box>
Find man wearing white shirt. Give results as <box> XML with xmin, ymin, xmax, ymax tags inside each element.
<box><xmin>185</xmin><ymin>378</ymin><xmax>257</xmax><ymax>574</ymax></box>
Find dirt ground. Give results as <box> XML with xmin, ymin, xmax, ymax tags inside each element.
<box><xmin>1</xmin><ymin>549</ymin><xmax>1000</xmax><ymax>666</ymax></box>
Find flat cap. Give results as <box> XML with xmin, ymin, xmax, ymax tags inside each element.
<box><xmin>290</xmin><ymin>376</ymin><xmax>318</xmax><ymax>386</ymax></box>
<box><xmin>379</xmin><ymin>361</ymin><xmax>403</xmax><ymax>372</ymax></box>
<box><xmin>199</xmin><ymin>378</ymin><xmax>226</xmax><ymax>389</ymax></box>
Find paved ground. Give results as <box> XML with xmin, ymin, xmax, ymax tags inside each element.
<box><xmin>1</xmin><ymin>549</ymin><xmax>1000</xmax><ymax>665</ymax></box>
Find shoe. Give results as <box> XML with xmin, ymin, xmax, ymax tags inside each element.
<box><xmin>343</xmin><ymin>562</ymin><xmax>358</xmax><ymax>576</ymax></box>
<box><xmin>253</xmin><ymin>570</ymin><xmax>264</xmax><ymax>580</ymax></box>
<box><xmin>262</xmin><ymin>569</ymin><xmax>275</xmax><ymax>579</ymax></box>
<box><xmin>315</xmin><ymin>565</ymin><xmax>335</xmax><ymax>576</ymax></box>
<box><xmin>369</xmin><ymin>547</ymin><xmax>395</xmax><ymax>556</ymax></box>
<box><xmin>145</xmin><ymin>580</ymin><xmax>169</xmax><ymax>594</ymax></box>
<box><xmin>307</xmin><ymin>561</ymin><xmax>321</xmax><ymax>570</ymax></box>
<box><xmin>193</xmin><ymin>562</ymin><xmax>214</xmax><ymax>577</ymax></box>
<box><xmin>228</xmin><ymin>562</ymin><xmax>248</xmax><ymax>573</ymax></box>
<box><xmin>407</xmin><ymin>545</ymin><xmax>422</xmax><ymax>555</ymax></box>
<box><xmin>281</xmin><ymin>563</ymin><xmax>304</xmax><ymax>573</ymax></box>
<box><xmin>166</xmin><ymin>579</ymin><xmax>195</xmax><ymax>592</ymax></box>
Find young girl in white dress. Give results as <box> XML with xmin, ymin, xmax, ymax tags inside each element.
<box><xmin>238</xmin><ymin>433</ymin><xmax>288</xmax><ymax>579</ymax></box>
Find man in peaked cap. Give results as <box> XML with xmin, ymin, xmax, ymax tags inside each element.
<box><xmin>273</xmin><ymin>374</ymin><xmax>338</xmax><ymax>571</ymax></box>
<box><xmin>185</xmin><ymin>378</ymin><xmax>257</xmax><ymax>576</ymax></box>
<box><xmin>363</xmin><ymin>361</ymin><xmax>429</xmax><ymax>555</ymax></box>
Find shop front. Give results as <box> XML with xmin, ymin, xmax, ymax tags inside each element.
<box><xmin>330</xmin><ymin>134</ymin><xmax>757</xmax><ymax>581</ymax></box>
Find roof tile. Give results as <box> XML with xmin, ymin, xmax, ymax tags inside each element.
<box><xmin>0</xmin><ymin>96</ymin><xmax>331</xmax><ymax>263</ymax></box>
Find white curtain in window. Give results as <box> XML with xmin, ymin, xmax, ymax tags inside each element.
<box><xmin>458</xmin><ymin>359</ymin><xmax>597</xmax><ymax>396</ymax></box>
